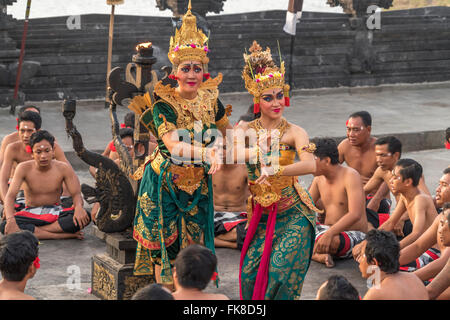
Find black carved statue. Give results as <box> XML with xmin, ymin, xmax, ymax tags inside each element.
<box><xmin>62</xmin><ymin>99</ymin><xmax>136</xmax><ymax>233</ymax></box>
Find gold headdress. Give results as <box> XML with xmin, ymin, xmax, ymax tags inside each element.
<box><xmin>168</xmin><ymin>0</ymin><xmax>210</xmax><ymax>68</ymax></box>
<box><xmin>242</xmin><ymin>41</ymin><xmax>290</xmax><ymax>113</ymax></box>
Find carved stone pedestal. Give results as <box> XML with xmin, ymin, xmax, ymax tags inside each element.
<box><xmin>91</xmin><ymin>227</ymin><xmax>154</xmax><ymax>300</ymax></box>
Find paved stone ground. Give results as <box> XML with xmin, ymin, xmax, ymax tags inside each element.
<box><xmin>0</xmin><ymin>84</ymin><xmax>449</xmax><ymax>300</ymax></box>
<box><xmin>1</xmin><ymin>82</ymin><xmax>449</xmax><ymax>154</ymax></box>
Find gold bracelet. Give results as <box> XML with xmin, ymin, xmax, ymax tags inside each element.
<box><xmin>274</xmin><ymin>165</ymin><xmax>285</xmax><ymax>177</ymax></box>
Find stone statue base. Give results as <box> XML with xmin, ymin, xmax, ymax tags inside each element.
<box><xmin>91</xmin><ymin>226</ymin><xmax>154</xmax><ymax>300</ymax></box>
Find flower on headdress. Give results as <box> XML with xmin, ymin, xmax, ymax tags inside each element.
<box><xmin>269</xmin><ymin>74</ymin><xmax>274</xmax><ymax>78</ymax></box>
<box><xmin>33</xmin><ymin>256</ymin><xmax>40</xmax><ymax>269</ymax></box>
<box><xmin>211</xmin><ymin>271</ymin><xmax>218</xmax><ymax>281</ymax></box>
<box><xmin>204</xmin><ymin>46</ymin><xmax>209</xmax><ymax>52</ymax></box>
<box><xmin>174</xmin><ymin>45</ymin><xmax>180</xmax><ymax>52</ymax></box>
<box><xmin>191</xmin><ymin>43</ymin><xmax>196</xmax><ymax>48</ymax></box>
<box><xmin>120</xmin><ymin>123</ymin><xmax>126</xmax><ymax>128</ymax></box>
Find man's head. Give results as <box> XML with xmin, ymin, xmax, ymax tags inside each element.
<box><xmin>123</xmin><ymin>112</ymin><xmax>135</xmax><ymax>129</ymax></box>
<box><xmin>358</xmin><ymin>230</ymin><xmax>399</xmax><ymax>279</ymax></box>
<box><xmin>436</xmin><ymin>168</ymin><xmax>450</xmax><ymax>207</ymax></box>
<box><xmin>0</xmin><ymin>230</ymin><xmax>39</xmax><ymax>282</ymax></box>
<box><xmin>374</xmin><ymin>136</ymin><xmax>402</xmax><ymax>171</ymax></box>
<box><xmin>390</xmin><ymin>158</ymin><xmax>422</xmax><ymax>194</ymax></box>
<box><xmin>18</xmin><ymin>111</ymin><xmax>42</xmax><ymax>145</ymax></box>
<box><xmin>119</xmin><ymin>128</ymin><xmax>135</xmax><ymax>159</ymax></box>
<box><xmin>316</xmin><ymin>275</ymin><xmax>360</xmax><ymax>300</ymax></box>
<box><xmin>313</xmin><ymin>138</ymin><xmax>339</xmax><ymax>176</ymax></box>
<box><xmin>438</xmin><ymin>203</ymin><xmax>450</xmax><ymax>247</ymax></box>
<box><xmin>173</xmin><ymin>244</ymin><xmax>217</xmax><ymax>291</ymax></box>
<box><xmin>18</xmin><ymin>105</ymin><xmax>41</xmax><ymax>116</ymax></box>
<box><xmin>346</xmin><ymin>111</ymin><xmax>372</xmax><ymax>146</ymax></box>
<box><xmin>30</xmin><ymin>130</ymin><xmax>55</xmax><ymax>167</ymax></box>
<box><xmin>131</xmin><ymin>283</ymin><xmax>174</xmax><ymax>300</ymax></box>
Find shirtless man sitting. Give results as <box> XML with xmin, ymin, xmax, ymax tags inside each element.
<box><xmin>338</xmin><ymin>111</ymin><xmax>377</xmax><ymax>185</ymax></box>
<box><xmin>435</xmin><ymin>167</ymin><xmax>450</xmax><ymax>212</ymax></box>
<box><xmin>338</xmin><ymin>111</ymin><xmax>390</xmax><ymax>216</ymax></box>
<box><xmin>353</xmin><ymin>159</ymin><xmax>438</xmax><ymax>262</ymax></box>
<box><xmin>0</xmin><ymin>105</ymin><xmax>40</xmax><ymax>170</ymax></box>
<box><xmin>364</xmin><ymin>136</ymin><xmax>430</xmax><ymax>235</ymax></box>
<box><xmin>0</xmin><ymin>111</ymin><xmax>70</xmax><ymax>204</ymax></box>
<box><xmin>212</xmin><ymin>163</ymin><xmax>249</xmax><ymax>250</ymax></box>
<box><xmin>399</xmin><ymin>202</ymin><xmax>450</xmax><ymax>286</ymax></box>
<box><xmin>309</xmin><ymin>138</ymin><xmax>368</xmax><ymax>267</ymax></box>
<box><xmin>0</xmin><ymin>130</ymin><xmax>90</xmax><ymax>239</ymax></box>
<box><xmin>357</xmin><ymin>229</ymin><xmax>428</xmax><ymax>300</ymax></box>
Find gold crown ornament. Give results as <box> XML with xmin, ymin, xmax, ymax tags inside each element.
<box><xmin>168</xmin><ymin>0</ymin><xmax>210</xmax><ymax>70</ymax></box>
<box><xmin>242</xmin><ymin>41</ymin><xmax>290</xmax><ymax>114</ymax></box>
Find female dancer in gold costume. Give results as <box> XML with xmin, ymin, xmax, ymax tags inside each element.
<box><xmin>237</xmin><ymin>41</ymin><xmax>322</xmax><ymax>300</ymax></box>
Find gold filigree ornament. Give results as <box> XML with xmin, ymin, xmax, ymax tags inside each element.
<box><xmin>169</xmin><ymin>165</ymin><xmax>205</xmax><ymax>195</ymax></box>
<box><xmin>242</xmin><ymin>41</ymin><xmax>290</xmax><ymax>113</ymax></box>
<box><xmin>168</xmin><ymin>0</ymin><xmax>210</xmax><ymax>68</ymax></box>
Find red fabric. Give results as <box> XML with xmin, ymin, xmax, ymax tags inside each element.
<box><xmin>284</xmin><ymin>97</ymin><xmax>290</xmax><ymax>106</ymax></box>
<box><xmin>108</xmin><ymin>140</ymin><xmax>116</xmax><ymax>152</ymax></box>
<box><xmin>253</xmin><ymin>103</ymin><xmax>260</xmax><ymax>114</ymax></box>
<box><xmin>378</xmin><ymin>213</ymin><xmax>390</xmax><ymax>226</ymax></box>
<box><xmin>14</xmin><ymin>210</ymin><xmax>58</xmax><ymax>223</ymax></box>
<box><xmin>120</xmin><ymin>123</ymin><xmax>126</xmax><ymax>128</ymax></box>
<box><xmin>239</xmin><ymin>201</ymin><xmax>278</xmax><ymax>300</ymax></box>
<box><xmin>25</xmin><ymin>145</ymin><xmax>32</xmax><ymax>154</ymax></box>
<box><xmin>446</xmin><ymin>141</ymin><xmax>450</xmax><ymax>149</ymax></box>
<box><xmin>337</xmin><ymin>232</ymin><xmax>351</xmax><ymax>257</ymax></box>
<box><xmin>426</xmin><ymin>249</ymin><xmax>440</xmax><ymax>261</ymax></box>
<box><xmin>223</xmin><ymin>219</ymin><xmax>247</xmax><ymax>232</ymax></box>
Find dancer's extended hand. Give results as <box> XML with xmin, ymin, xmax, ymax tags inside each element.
<box><xmin>207</xmin><ymin>146</ymin><xmax>222</xmax><ymax>175</ymax></box>
<box><xmin>255</xmin><ymin>164</ymin><xmax>274</xmax><ymax>185</ymax></box>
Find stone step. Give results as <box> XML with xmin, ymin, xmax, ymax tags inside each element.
<box><xmin>377</xmin><ymin>50</ymin><xmax>450</xmax><ymax>62</ymax></box>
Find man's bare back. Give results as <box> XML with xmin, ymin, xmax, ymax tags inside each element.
<box><xmin>0</xmin><ymin>286</ymin><xmax>35</xmax><ymax>300</ymax></box>
<box><xmin>172</xmin><ymin>289</ymin><xmax>229</xmax><ymax>300</ymax></box>
<box><xmin>338</xmin><ymin>137</ymin><xmax>377</xmax><ymax>185</ymax></box>
<box><xmin>364</xmin><ymin>272</ymin><xmax>428</xmax><ymax>300</ymax></box>
<box><xmin>212</xmin><ymin>164</ymin><xmax>248</xmax><ymax>212</ymax></box>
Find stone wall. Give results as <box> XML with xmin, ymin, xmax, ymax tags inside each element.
<box><xmin>5</xmin><ymin>6</ymin><xmax>450</xmax><ymax>101</ymax></box>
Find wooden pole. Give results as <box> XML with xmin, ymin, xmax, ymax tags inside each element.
<box><xmin>105</xmin><ymin>4</ymin><xmax>115</xmax><ymax>107</ymax></box>
<box><xmin>12</xmin><ymin>0</ymin><xmax>32</xmax><ymax>114</ymax></box>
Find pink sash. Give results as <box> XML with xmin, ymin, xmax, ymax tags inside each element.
<box><xmin>239</xmin><ymin>201</ymin><xmax>278</xmax><ymax>300</ymax></box>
